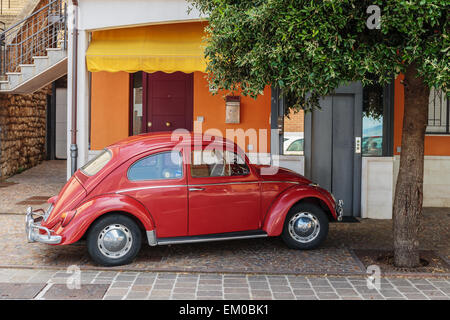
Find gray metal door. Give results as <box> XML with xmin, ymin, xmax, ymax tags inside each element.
<box><xmin>305</xmin><ymin>83</ymin><xmax>362</xmax><ymax>217</ymax></box>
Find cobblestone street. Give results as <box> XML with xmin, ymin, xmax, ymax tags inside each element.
<box><xmin>0</xmin><ymin>268</ymin><xmax>449</xmax><ymax>300</ymax></box>
<box><xmin>0</xmin><ymin>161</ymin><xmax>449</xmax><ymax>300</ymax></box>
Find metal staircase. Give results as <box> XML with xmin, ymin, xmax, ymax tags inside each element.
<box><xmin>0</xmin><ymin>0</ymin><xmax>67</xmax><ymax>93</ymax></box>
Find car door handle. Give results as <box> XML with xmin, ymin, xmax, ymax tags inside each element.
<box><xmin>189</xmin><ymin>187</ymin><xmax>205</xmax><ymax>192</ymax></box>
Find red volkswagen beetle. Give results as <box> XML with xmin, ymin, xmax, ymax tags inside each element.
<box><xmin>26</xmin><ymin>132</ymin><xmax>343</xmax><ymax>266</ymax></box>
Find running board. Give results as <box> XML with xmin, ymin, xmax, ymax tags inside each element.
<box><xmin>153</xmin><ymin>230</ymin><xmax>268</xmax><ymax>246</ymax></box>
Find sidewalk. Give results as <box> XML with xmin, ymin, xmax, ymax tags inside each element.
<box><xmin>0</xmin><ymin>267</ymin><xmax>448</xmax><ymax>300</ymax></box>
<box><xmin>0</xmin><ymin>160</ymin><xmax>66</xmax><ymax>214</ymax></box>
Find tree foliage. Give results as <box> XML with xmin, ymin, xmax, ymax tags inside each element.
<box><xmin>190</xmin><ymin>0</ymin><xmax>449</xmax><ymax>112</ymax></box>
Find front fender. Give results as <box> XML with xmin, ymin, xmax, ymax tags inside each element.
<box><xmin>55</xmin><ymin>193</ymin><xmax>155</xmax><ymax>245</ymax></box>
<box><xmin>263</xmin><ymin>185</ymin><xmax>336</xmax><ymax>236</ymax></box>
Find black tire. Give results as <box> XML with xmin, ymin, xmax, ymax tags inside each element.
<box><xmin>87</xmin><ymin>214</ymin><xmax>142</xmax><ymax>267</ymax></box>
<box><xmin>281</xmin><ymin>202</ymin><xmax>329</xmax><ymax>250</ymax></box>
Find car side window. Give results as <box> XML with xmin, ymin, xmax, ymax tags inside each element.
<box><xmin>128</xmin><ymin>151</ymin><xmax>183</xmax><ymax>181</ymax></box>
<box><xmin>191</xmin><ymin>150</ymin><xmax>249</xmax><ymax>178</ymax></box>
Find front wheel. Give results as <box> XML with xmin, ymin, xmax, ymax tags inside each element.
<box><xmin>87</xmin><ymin>214</ymin><xmax>142</xmax><ymax>266</ymax></box>
<box><xmin>281</xmin><ymin>203</ymin><xmax>329</xmax><ymax>250</ymax></box>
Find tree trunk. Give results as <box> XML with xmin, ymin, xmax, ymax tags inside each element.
<box><xmin>393</xmin><ymin>63</ymin><xmax>429</xmax><ymax>268</ymax></box>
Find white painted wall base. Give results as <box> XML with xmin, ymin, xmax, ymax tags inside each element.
<box><xmin>362</xmin><ymin>155</ymin><xmax>450</xmax><ymax>219</ymax></box>
<box><xmin>361</xmin><ymin>157</ymin><xmax>394</xmax><ymax>219</ymax></box>
<box><xmin>394</xmin><ymin>156</ymin><xmax>450</xmax><ymax>207</ymax></box>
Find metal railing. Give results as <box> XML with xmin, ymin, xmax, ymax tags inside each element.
<box><xmin>0</xmin><ymin>0</ymin><xmax>66</xmax><ymax>78</ymax></box>
<box><xmin>427</xmin><ymin>88</ymin><xmax>449</xmax><ymax>134</ymax></box>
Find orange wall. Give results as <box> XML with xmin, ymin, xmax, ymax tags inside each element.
<box><xmin>90</xmin><ymin>71</ymin><xmax>272</xmax><ymax>152</ymax></box>
<box><xmin>193</xmin><ymin>72</ymin><xmax>271</xmax><ymax>153</ymax></box>
<box><xmin>90</xmin><ymin>71</ymin><xmax>130</xmax><ymax>150</ymax></box>
<box><xmin>394</xmin><ymin>74</ymin><xmax>450</xmax><ymax>156</ymax></box>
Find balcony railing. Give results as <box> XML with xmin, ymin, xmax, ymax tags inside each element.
<box><xmin>0</xmin><ymin>0</ymin><xmax>67</xmax><ymax>78</ymax></box>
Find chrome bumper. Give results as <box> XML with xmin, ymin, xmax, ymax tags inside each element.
<box><xmin>25</xmin><ymin>207</ymin><xmax>62</xmax><ymax>244</ymax></box>
<box><xmin>336</xmin><ymin>200</ymin><xmax>344</xmax><ymax>222</ymax></box>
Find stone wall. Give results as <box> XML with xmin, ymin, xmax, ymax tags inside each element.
<box><xmin>0</xmin><ymin>85</ymin><xmax>50</xmax><ymax>178</ymax></box>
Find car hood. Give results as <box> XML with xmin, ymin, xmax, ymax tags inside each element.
<box><xmin>254</xmin><ymin>165</ymin><xmax>311</xmax><ymax>184</ymax></box>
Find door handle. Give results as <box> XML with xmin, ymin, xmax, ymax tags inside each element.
<box><xmin>189</xmin><ymin>187</ymin><xmax>205</xmax><ymax>192</ymax></box>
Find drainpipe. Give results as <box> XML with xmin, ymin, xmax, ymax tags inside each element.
<box><xmin>70</xmin><ymin>0</ymin><xmax>78</xmax><ymax>175</ymax></box>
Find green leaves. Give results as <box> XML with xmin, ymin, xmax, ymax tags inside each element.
<box><xmin>190</xmin><ymin>0</ymin><xmax>449</xmax><ymax>110</ymax></box>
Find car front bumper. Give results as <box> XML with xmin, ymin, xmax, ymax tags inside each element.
<box><xmin>25</xmin><ymin>207</ymin><xmax>62</xmax><ymax>245</ymax></box>
<box><xmin>336</xmin><ymin>200</ymin><xmax>344</xmax><ymax>221</ymax></box>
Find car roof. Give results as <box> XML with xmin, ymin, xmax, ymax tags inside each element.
<box><xmin>108</xmin><ymin>131</ymin><xmax>242</xmax><ymax>158</ymax></box>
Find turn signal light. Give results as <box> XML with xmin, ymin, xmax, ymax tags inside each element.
<box><xmin>60</xmin><ymin>210</ymin><xmax>77</xmax><ymax>227</ymax></box>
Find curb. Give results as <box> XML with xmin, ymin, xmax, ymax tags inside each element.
<box><xmin>0</xmin><ymin>264</ymin><xmax>449</xmax><ymax>279</ymax></box>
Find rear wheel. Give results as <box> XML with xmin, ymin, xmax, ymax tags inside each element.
<box><xmin>281</xmin><ymin>202</ymin><xmax>329</xmax><ymax>250</ymax></box>
<box><xmin>87</xmin><ymin>214</ymin><xmax>142</xmax><ymax>266</ymax></box>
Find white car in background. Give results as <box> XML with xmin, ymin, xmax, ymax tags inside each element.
<box><xmin>283</xmin><ymin>132</ymin><xmax>304</xmax><ymax>155</ymax></box>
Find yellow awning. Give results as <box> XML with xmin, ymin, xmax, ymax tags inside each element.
<box><xmin>86</xmin><ymin>22</ymin><xmax>207</xmax><ymax>73</ymax></box>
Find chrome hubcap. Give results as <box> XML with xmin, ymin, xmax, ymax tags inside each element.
<box><xmin>98</xmin><ymin>224</ymin><xmax>133</xmax><ymax>259</ymax></box>
<box><xmin>288</xmin><ymin>212</ymin><xmax>320</xmax><ymax>243</ymax></box>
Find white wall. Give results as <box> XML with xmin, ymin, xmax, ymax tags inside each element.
<box><xmin>361</xmin><ymin>157</ymin><xmax>394</xmax><ymax>219</ymax></box>
<box><xmin>362</xmin><ymin>156</ymin><xmax>450</xmax><ymax>219</ymax></box>
<box><xmin>78</xmin><ymin>0</ymin><xmax>202</xmax><ymax>31</ymax></box>
<box><xmin>394</xmin><ymin>156</ymin><xmax>450</xmax><ymax>207</ymax></box>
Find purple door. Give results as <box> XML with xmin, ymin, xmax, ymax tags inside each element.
<box><xmin>144</xmin><ymin>72</ymin><xmax>193</xmax><ymax>132</ymax></box>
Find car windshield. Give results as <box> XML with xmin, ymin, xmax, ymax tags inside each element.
<box><xmin>80</xmin><ymin>149</ymin><xmax>112</xmax><ymax>176</ymax></box>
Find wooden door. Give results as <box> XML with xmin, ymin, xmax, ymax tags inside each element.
<box><xmin>144</xmin><ymin>72</ymin><xmax>193</xmax><ymax>132</ymax></box>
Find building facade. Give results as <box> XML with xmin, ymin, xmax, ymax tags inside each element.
<box><xmin>67</xmin><ymin>0</ymin><xmax>449</xmax><ymax>219</ymax></box>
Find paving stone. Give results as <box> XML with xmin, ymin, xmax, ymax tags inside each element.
<box><xmin>269</xmin><ymin>285</ymin><xmax>292</xmax><ymax>293</ymax></box>
<box><xmin>273</xmin><ymin>292</ymin><xmax>295</xmax><ymax>300</ymax></box>
<box><xmin>329</xmin><ymin>281</ymin><xmax>352</xmax><ymax>288</ymax></box>
<box><xmin>414</xmin><ymin>284</ymin><xmax>437</xmax><ymax>291</ymax></box>
<box><xmin>361</xmin><ymin>294</ymin><xmax>385</xmax><ymax>300</ymax></box>
<box><xmin>224</xmin><ymin>287</ymin><xmax>249</xmax><ymax>294</ymax></box>
<box><xmin>293</xmin><ymin>289</ymin><xmax>315</xmax><ymax>296</ymax></box>
<box><xmin>105</xmin><ymin>288</ymin><xmax>129</xmax><ymax>296</ymax></box>
<box><xmin>250</xmin><ymin>290</ymin><xmax>272</xmax><ymax>297</ymax></box>
<box><xmin>379</xmin><ymin>290</ymin><xmax>404</xmax><ymax>298</ymax></box>
<box><xmin>172</xmin><ymin>294</ymin><xmax>196</xmax><ymax>300</ymax></box>
<box><xmin>396</xmin><ymin>286</ymin><xmax>420</xmax><ymax>293</ymax></box>
<box><xmin>249</xmin><ymin>282</ymin><xmax>269</xmax><ymax>289</ymax></box>
<box><xmin>199</xmin><ymin>279</ymin><xmax>222</xmax><ymax>285</ymax></box>
<box><xmin>290</xmin><ymin>282</ymin><xmax>312</xmax><ymax>289</ymax></box>
<box><xmin>196</xmin><ymin>290</ymin><xmax>222</xmax><ymax>297</ymax></box>
<box><xmin>173</xmin><ymin>287</ymin><xmax>196</xmax><ymax>294</ymax></box>
<box><xmin>403</xmin><ymin>293</ymin><xmax>428</xmax><ymax>300</ymax></box>
<box><xmin>149</xmin><ymin>289</ymin><xmax>171</xmax><ymax>296</ymax></box>
<box><xmin>43</xmin><ymin>284</ymin><xmax>109</xmax><ymax>300</ymax></box>
<box><xmin>423</xmin><ymin>291</ymin><xmax>447</xmax><ymax>298</ymax></box>
<box><xmin>335</xmin><ymin>288</ymin><xmax>359</xmax><ymax>296</ymax></box>
<box><xmin>0</xmin><ymin>283</ymin><xmax>45</xmax><ymax>299</ymax></box>
<box><xmin>316</xmin><ymin>293</ymin><xmax>340</xmax><ymax>300</ymax></box>
<box><xmin>313</xmin><ymin>286</ymin><xmax>335</xmax><ymax>293</ymax></box>
<box><xmin>224</xmin><ymin>293</ymin><xmax>251</xmax><ymax>299</ymax></box>
<box><xmin>295</xmin><ymin>295</ymin><xmax>318</xmax><ymax>300</ymax></box>
<box><xmin>125</xmin><ymin>292</ymin><xmax>149</xmax><ymax>300</ymax></box>
<box><xmin>103</xmin><ymin>296</ymin><xmax>123</xmax><ymax>300</ymax></box>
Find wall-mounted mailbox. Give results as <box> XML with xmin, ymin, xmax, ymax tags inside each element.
<box><xmin>225</xmin><ymin>96</ymin><xmax>241</xmax><ymax>124</ymax></box>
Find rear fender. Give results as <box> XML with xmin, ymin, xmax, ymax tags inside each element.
<box><xmin>263</xmin><ymin>185</ymin><xmax>336</xmax><ymax>236</ymax></box>
<box><xmin>55</xmin><ymin>194</ymin><xmax>155</xmax><ymax>245</ymax></box>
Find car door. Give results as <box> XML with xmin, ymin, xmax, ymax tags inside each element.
<box><xmin>187</xmin><ymin>146</ymin><xmax>261</xmax><ymax>236</ymax></box>
<box><xmin>116</xmin><ymin>148</ymin><xmax>188</xmax><ymax>238</ymax></box>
